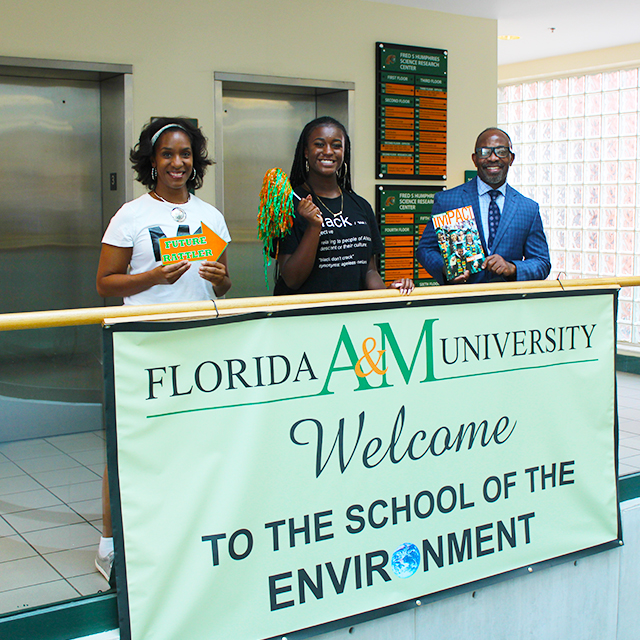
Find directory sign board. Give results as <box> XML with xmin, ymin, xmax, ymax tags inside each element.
<box><xmin>376</xmin><ymin>185</ymin><xmax>443</xmax><ymax>286</ymax></box>
<box><xmin>377</xmin><ymin>42</ymin><xmax>447</xmax><ymax>180</ymax></box>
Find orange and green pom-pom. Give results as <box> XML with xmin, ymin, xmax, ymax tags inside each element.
<box><xmin>257</xmin><ymin>168</ymin><xmax>295</xmax><ymax>285</ymax></box>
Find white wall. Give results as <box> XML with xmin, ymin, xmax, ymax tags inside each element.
<box><xmin>1</xmin><ymin>0</ymin><xmax>497</xmax><ymax>206</ymax></box>
<box><xmin>499</xmin><ymin>42</ymin><xmax>640</xmax><ymax>84</ymax></box>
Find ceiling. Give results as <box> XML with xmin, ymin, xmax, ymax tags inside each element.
<box><xmin>368</xmin><ymin>0</ymin><xmax>640</xmax><ymax>65</ymax></box>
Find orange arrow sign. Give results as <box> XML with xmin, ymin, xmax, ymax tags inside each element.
<box><xmin>159</xmin><ymin>223</ymin><xmax>228</xmax><ymax>265</ymax></box>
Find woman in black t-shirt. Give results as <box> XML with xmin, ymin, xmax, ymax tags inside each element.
<box><xmin>273</xmin><ymin>117</ymin><xmax>413</xmax><ymax>295</ymax></box>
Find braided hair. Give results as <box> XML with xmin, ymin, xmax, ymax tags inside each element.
<box><xmin>289</xmin><ymin>116</ymin><xmax>353</xmax><ymax>192</ymax></box>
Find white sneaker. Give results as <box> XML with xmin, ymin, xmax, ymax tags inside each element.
<box><xmin>95</xmin><ymin>549</ymin><xmax>114</xmax><ymax>582</ymax></box>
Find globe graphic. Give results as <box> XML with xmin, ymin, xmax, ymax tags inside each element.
<box><xmin>391</xmin><ymin>542</ymin><xmax>420</xmax><ymax>578</ymax></box>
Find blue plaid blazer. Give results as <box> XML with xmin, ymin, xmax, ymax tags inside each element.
<box><xmin>416</xmin><ymin>177</ymin><xmax>551</xmax><ymax>284</ymax></box>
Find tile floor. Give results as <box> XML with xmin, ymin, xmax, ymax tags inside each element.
<box><xmin>0</xmin><ymin>430</ymin><xmax>108</xmax><ymax>614</ymax></box>
<box><xmin>2</xmin><ymin>374</ymin><xmax>640</xmax><ymax>620</ymax></box>
<box><xmin>617</xmin><ymin>372</ymin><xmax>640</xmax><ymax>476</ymax></box>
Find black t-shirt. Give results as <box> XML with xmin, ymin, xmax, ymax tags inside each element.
<box><xmin>273</xmin><ymin>186</ymin><xmax>384</xmax><ymax>295</ymax></box>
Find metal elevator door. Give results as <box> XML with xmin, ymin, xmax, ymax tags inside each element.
<box><xmin>0</xmin><ymin>75</ymin><xmax>103</xmax><ymax>414</ymax></box>
<box><xmin>222</xmin><ymin>89</ymin><xmax>316</xmax><ymax>297</ymax></box>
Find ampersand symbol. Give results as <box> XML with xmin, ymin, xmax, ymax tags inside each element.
<box><xmin>355</xmin><ymin>337</ymin><xmax>388</xmax><ymax>378</ymax></box>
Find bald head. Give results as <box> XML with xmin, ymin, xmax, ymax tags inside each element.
<box><xmin>474</xmin><ymin>127</ymin><xmax>512</xmax><ymax>150</ymax></box>
<box><xmin>472</xmin><ymin>129</ymin><xmax>515</xmax><ymax>188</ymax></box>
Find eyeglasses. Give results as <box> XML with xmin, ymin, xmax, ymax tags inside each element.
<box><xmin>475</xmin><ymin>146</ymin><xmax>512</xmax><ymax>159</ymax></box>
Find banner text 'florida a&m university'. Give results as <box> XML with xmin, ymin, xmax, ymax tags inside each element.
<box><xmin>104</xmin><ymin>289</ymin><xmax>620</xmax><ymax>640</ymax></box>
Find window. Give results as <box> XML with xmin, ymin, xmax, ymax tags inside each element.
<box><xmin>499</xmin><ymin>69</ymin><xmax>640</xmax><ymax>343</ymax></box>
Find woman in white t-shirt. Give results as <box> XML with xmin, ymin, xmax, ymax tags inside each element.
<box><xmin>97</xmin><ymin>117</ymin><xmax>231</xmax><ymax>303</ymax></box>
<box><xmin>94</xmin><ymin>118</ymin><xmax>231</xmax><ymax>584</ymax></box>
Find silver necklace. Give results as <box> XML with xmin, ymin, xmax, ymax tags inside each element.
<box><xmin>152</xmin><ymin>192</ymin><xmax>189</xmax><ymax>222</ymax></box>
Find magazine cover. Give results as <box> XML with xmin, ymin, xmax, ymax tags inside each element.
<box><xmin>431</xmin><ymin>206</ymin><xmax>485</xmax><ymax>281</ymax></box>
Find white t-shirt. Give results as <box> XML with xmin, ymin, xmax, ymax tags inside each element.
<box><xmin>102</xmin><ymin>193</ymin><xmax>231</xmax><ymax>305</ymax></box>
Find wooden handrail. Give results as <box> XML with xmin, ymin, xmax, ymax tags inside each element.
<box><xmin>0</xmin><ymin>276</ymin><xmax>635</xmax><ymax>332</ymax></box>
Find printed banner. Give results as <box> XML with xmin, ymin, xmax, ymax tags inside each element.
<box><xmin>106</xmin><ymin>290</ymin><xmax>619</xmax><ymax>640</ymax></box>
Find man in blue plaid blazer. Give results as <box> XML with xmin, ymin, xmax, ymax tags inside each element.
<box><xmin>417</xmin><ymin>128</ymin><xmax>551</xmax><ymax>285</ymax></box>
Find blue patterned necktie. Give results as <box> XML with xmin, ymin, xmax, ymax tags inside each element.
<box><xmin>487</xmin><ymin>190</ymin><xmax>501</xmax><ymax>251</ymax></box>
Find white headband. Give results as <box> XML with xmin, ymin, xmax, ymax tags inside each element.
<box><xmin>151</xmin><ymin>123</ymin><xmax>187</xmax><ymax>147</ymax></box>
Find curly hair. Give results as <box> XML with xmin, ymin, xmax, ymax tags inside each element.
<box><xmin>289</xmin><ymin>116</ymin><xmax>353</xmax><ymax>192</ymax></box>
<box><xmin>130</xmin><ymin>117</ymin><xmax>213</xmax><ymax>190</ymax></box>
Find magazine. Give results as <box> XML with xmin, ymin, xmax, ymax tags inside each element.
<box><xmin>431</xmin><ymin>206</ymin><xmax>485</xmax><ymax>281</ymax></box>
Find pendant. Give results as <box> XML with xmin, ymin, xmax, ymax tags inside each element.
<box><xmin>171</xmin><ymin>207</ymin><xmax>187</xmax><ymax>222</ymax></box>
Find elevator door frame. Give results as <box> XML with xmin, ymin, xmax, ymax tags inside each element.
<box><xmin>213</xmin><ymin>73</ymin><xmax>355</xmax><ymax>297</ymax></box>
<box><xmin>0</xmin><ymin>55</ymin><xmax>132</xmax><ymax>639</ymax></box>
<box><xmin>0</xmin><ymin>56</ymin><xmax>133</xmax><ymax>440</ymax></box>
<box><xmin>0</xmin><ymin>56</ymin><xmax>134</xmax><ymax>217</ymax></box>
<box><xmin>213</xmin><ymin>72</ymin><xmax>355</xmax><ymax>212</ymax></box>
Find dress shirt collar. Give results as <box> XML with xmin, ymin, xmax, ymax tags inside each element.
<box><xmin>477</xmin><ymin>177</ymin><xmax>507</xmax><ymax>199</ymax></box>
